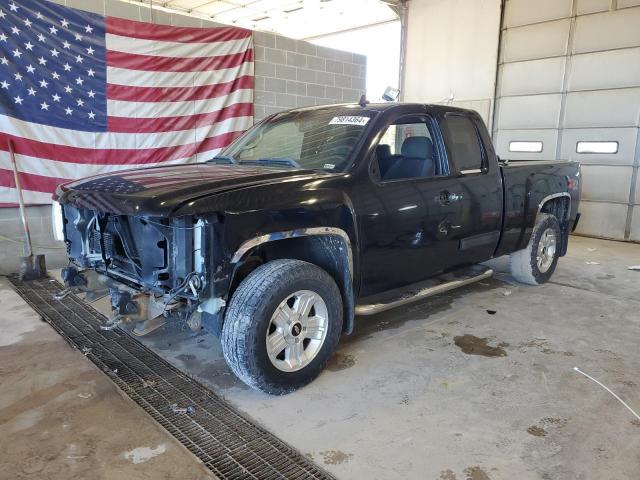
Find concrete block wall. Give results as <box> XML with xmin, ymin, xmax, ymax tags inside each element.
<box><xmin>253</xmin><ymin>31</ymin><xmax>367</xmax><ymax>121</ymax></box>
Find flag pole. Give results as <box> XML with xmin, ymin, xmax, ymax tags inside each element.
<box><xmin>8</xmin><ymin>139</ymin><xmax>33</xmax><ymax>258</ymax></box>
<box><xmin>8</xmin><ymin>139</ymin><xmax>46</xmax><ymax>280</ymax></box>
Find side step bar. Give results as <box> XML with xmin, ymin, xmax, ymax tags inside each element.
<box><xmin>355</xmin><ymin>265</ymin><xmax>494</xmax><ymax>316</ymax></box>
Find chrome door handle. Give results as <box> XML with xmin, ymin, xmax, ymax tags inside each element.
<box><xmin>448</xmin><ymin>193</ymin><xmax>463</xmax><ymax>202</ymax></box>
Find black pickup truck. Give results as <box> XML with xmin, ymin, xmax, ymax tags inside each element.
<box><xmin>54</xmin><ymin>103</ymin><xmax>581</xmax><ymax>394</ymax></box>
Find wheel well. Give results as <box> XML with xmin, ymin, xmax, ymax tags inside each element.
<box><xmin>229</xmin><ymin>235</ymin><xmax>355</xmax><ymax>334</ymax></box>
<box><xmin>539</xmin><ymin>196</ymin><xmax>570</xmax><ymax>255</ymax></box>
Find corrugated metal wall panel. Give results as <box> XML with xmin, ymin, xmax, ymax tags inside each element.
<box><xmin>500</xmin><ymin>58</ymin><xmax>565</xmax><ymax>96</ymax></box>
<box><xmin>495</xmin><ymin>2</ymin><xmax>640</xmax><ymax>240</ymax></box>
<box><xmin>504</xmin><ymin>0</ymin><xmax>572</xmax><ymax>27</ymax></box>
<box><xmin>580</xmin><ymin>165</ymin><xmax>634</xmax><ymax>203</ymax></box>
<box><xmin>501</xmin><ymin>20</ymin><xmax>570</xmax><ymax>63</ymax></box>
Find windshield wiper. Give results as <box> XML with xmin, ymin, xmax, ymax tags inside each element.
<box><xmin>207</xmin><ymin>155</ymin><xmax>236</xmax><ymax>164</ymax></box>
<box><xmin>238</xmin><ymin>158</ymin><xmax>301</xmax><ymax>169</ymax></box>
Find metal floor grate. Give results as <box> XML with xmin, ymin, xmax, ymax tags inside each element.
<box><xmin>9</xmin><ymin>276</ymin><xmax>336</xmax><ymax>480</ymax></box>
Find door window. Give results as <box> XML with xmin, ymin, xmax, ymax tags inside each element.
<box><xmin>442</xmin><ymin>114</ymin><xmax>485</xmax><ymax>173</ymax></box>
<box><xmin>374</xmin><ymin>117</ymin><xmax>444</xmax><ymax>181</ymax></box>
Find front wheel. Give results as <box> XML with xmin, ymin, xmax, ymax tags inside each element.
<box><xmin>510</xmin><ymin>213</ymin><xmax>561</xmax><ymax>285</ymax></box>
<box><xmin>221</xmin><ymin>259</ymin><xmax>343</xmax><ymax>395</ymax></box>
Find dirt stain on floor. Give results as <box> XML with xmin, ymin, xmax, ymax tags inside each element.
<box><xmin>453</xmin><ymin>335</ymin><xmax>507</xmax><ymax>357</ymax></box>
<box><xmin>440</xmin><ymin>469</ymin><xmax>457</xmax><ymax>479</ymax></box>
<box><xmin>320</xmin><ymin>450</ymin><xmax>353</xmax><ymax>465</ymax></box>
<box><xmin>326</xmin><ymin>353</ymin><xmax>356</xmax><ymax>372</ymax></box>
<box><xmin>527</xmin><ymin>426</ymin><xmax>547</xmax><ymax>437</ymax></box>
<box><xmin>464</xmin><ymin>466</ymin><xmax>491</xmax><ymax>480</ymax></box>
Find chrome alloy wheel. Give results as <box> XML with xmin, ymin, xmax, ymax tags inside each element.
<box><xmin>266</xmin><ymin>290</ymin><xmax>329</xmax><ymax>372</ymax></box>
<box><xmin>536</xmin><ymin>227</ymin><xmax>557</xmax><ymax>273</ymax></box>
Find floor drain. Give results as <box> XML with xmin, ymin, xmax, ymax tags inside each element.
<box><xmin>9</xmin><ymin>276</ymin><xmax>336</xmax><ymax>480</ymax></box>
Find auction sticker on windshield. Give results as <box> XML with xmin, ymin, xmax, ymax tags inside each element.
<box><xmin>329</xmin><ymin>116</ymin><xmax>370</xmax><ymax>126</ymax></box>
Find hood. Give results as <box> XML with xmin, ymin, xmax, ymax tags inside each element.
<box><xmin>56</xmin><ymin>163</ymin><xmax>328</xmax><ymax>216</ymax></box>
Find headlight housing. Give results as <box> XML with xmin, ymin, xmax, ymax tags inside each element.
<box><xmin>52</xmin><ymin>201</ymin><xmax>65</xmax><ymax>242</ymax></box>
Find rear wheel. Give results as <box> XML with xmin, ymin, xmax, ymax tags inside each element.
<box><xmin>510</xmin><ymin>213</ymin><xmax>561</xmax><ymax>285</ymax></box>
<box><xmin>221</xmin><ymin>259</ymin><xmax>342</xmax><ymax>394</ymax></box>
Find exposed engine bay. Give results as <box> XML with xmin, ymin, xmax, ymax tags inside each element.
<box><xmin>58</xmin><ymin>203</ymin><xmax>223</xmax><ymax>335</ymax></box>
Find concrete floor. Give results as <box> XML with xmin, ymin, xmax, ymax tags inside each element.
<box><xmin>2</xmin><ymin>235</ymin><xmax>640</xmax><ymax>479</ymax></box>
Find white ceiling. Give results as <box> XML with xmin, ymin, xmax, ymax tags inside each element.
<box><xmin>155</xmin><ymin>0</ymin><xmax>399</xmax><ymax>39</ymax></box>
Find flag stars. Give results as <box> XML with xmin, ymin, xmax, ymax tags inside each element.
<box><xmin>27</xmin><ymin>87</ymin><xmax>36</xmax><ymax>96</ymax></box>
<box><xmin>26</xmin><ymin>64</ymin><xmax>35</xmax><ymax>73</ymax></box>
<box><xmin>11</xmin><ymin>26</ymin><xmax>20</xmax><ymax>35</ymax></box>
<box><xmin>74</xmin><ymin>33</ymin><xmax>82</xmax><ymax>41</ymax></box>
<box><xmin>49</xmin><ymin>25</ymin><xmax>58</xmax><ymax>35</ymax></box>
<box><xmin>24</xmin><ymin>41</ymin><xmax>34</xmax><ymax>51</ymax></box>
<box><xmin>51</xmin><ymin>71</ymin><xmax>60</xmax><ymax>80</ymax></box>
<box><xmin>39</xmin><ymin>79</ymin><xmax>48</xmax><ymax>88</ymax></box>
<box><xmin>75</xmin><ymin>55</ymin><xmax>83</xmax><ymax>63</ymax></box>
<box><xmin>0</xmin><ymin>56</ymin><xmax>8</xmax><ymax>66</ymax></box>
<box><xmin>12</xmin><ymin>48</ymin><xmax>21</xmax><ymax>58</ymax></box>
<box><xmin>52</xmin><ymin>93</ymin><xmax>61</xmax><ymax>102</ymax></box>
<box><xmin>75</xmin><ymin>77</ymin><xmax>83</xmax><ymax>86</ymax></box>
<box><xmin>87</xmin><ymin>68</ymin><xmax>95</xmax><ymax>77</ymax></box>
<box><xmin>88</xmin><ymin>111</ymin><xmax>96</xmax><ymax>120</ymax></box>
<box><xmin>9</xmin><ymin>2</ymin><xmax>19</xmax><ymax>12</ymax></box>
<box><xmin>65</xmin><ymin>107</ymin><xmax>73</xmax><ymax>115</ymax></box>
<box><xmin>0</xmin><ymin>80</ymin><xmax>9</xmax><ymax>89</ymax></box>
<box><xmin>23</xmin><ymin>18</ymin><xmax>33</xmax><ymax>28</ymax></box>
<box><xmin>84</xmin><ymin>25</ymin><xmax>93</xmax><ymax>33</ymax></box>
<box><xmin>40</xmin><ymin>101</ymin><xmax>50</xmax><ymax>111</ymax></box>
<box><xmin>14</xmin><ymin>95</ymin><xmax>23</xmax><ymax>105</ymax></box>
<box><xmin>37</xmin><ymin>56</ymin><xmax>47</xmax><ymax>65</ymax></box>
<box><xmin>0</xmin><ymin>33</ymin><xmax>7</xmax><ymax>42</ymax></box>
<box><xmin>64</xmin><ymin>85</ymin><xmax>72</xmax><ymax>94</ymax></box>
<box><xmin>61</xmin><ymin>19</ymin><xmax>70</xmax><ymax>28</ymax></box>
<box><xmin>14</xmin><ymin>72</ymin><xmax>22</xmax><ymax>81</ymax></box>
<box><xmin>37</xmin><ymin>33</ymin><xmax>46</xmax><ymax>42</ymax></box>
<box><xmin>87</xmin><ymin>90</ymin><xmax>95</xmax><ymax>98</ymax></box>
<box><xmin>36</xmin><ymin>12</ymin><xmax>44</xmax><ymax>20</ymax></box>
<box><xmin>50</xmin><ymin>48</ymin><xmax>60</xmax><ymax>57</ymax></box>
<box><xmin>62</xmin><ymin>40</ymin><xmax>71</xmax><ymax>49</ymax></box>
<box><xmin>63</xmin><ymin>63</ymin><xmax>71</xmax><ymax>71</ymax></box>
<box><xmin>0</xmin><ymin>10</ymin><xmax>5</xmax><ymax>20</ymax></box>
<box><xmin>86</xmin><ymin>46</ymin><xmax>95</xmax><ymax>55</ymax></box>
<box><xmin>76</xmin><ymin>98</ymin><xmax>84</xmax><ymax>107</ymax></box>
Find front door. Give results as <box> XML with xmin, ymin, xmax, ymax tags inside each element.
<box><xmin>356</xmin><ymin>112</ymin><xmax>468</xmax><ymax>297</ymax></box>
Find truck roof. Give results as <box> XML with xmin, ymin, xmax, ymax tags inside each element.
<box><xmin>279</xmin><ymin>102</ymin><xmax>476</xmax><ymax>116</ymax></box>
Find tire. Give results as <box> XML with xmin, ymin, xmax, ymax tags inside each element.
<box><xmin>510</xmin><ymin>213</ymin><xmax>562</xmax><ymax>285</ymax></box>
<box><xmin>221</xmin><ymin>259</ymin><xmax>343</xmax><ymax>395</ymax></box>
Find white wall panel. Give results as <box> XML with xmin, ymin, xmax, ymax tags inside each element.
<box><xmin>580</xmin><ymin>165</ymin><xmax>634</xmax><ymax>203</ymax></box>
<box><xmin>560</xmin><ymin>128</ymin><xmax>638</xmax><ymax>165</ymax></box>
<box><xmin>502</xmin><ymin>20</ymin><xmax>570</xmax><ymax>63</ymax></box>
<box><xmin>495</xmin><ymin>129</ymin><xmax>559</xmax><ymax>160</ymax></box>
<box><xmin>573</xmin><ymin>8</ymin><xmax>640</xmax><ymax>53</ymax></box>
<box><xmin>574</xmin><ymin>201</ymin><xmax>629</xmax><ymax>238</ymax></box>
<box><xmin>630</xmin><ymin>207</ymin><xmax>640</xmax><ymax>241</ymax></box>
<box><xmin>569</xmin><ymin>48</ymin><xmax>640</xmax><ymax>91</ymax></box>
<box><xmin>504</xmin><ymin>0</ymin><xmax>572</xmax><ymax>27</ymax></box>
<box><xmin>500</xmin><ymin>57</ymin><xmax>565</xmax><ymax>96</ymax></box>
<box><xmin>635</xmin><ymin>174</ymin><xmax>640</xmax><ymax>204</ymax></box>
<box><xmin>497</xmin><ymin>94</ymin><xmax>562</xmax><ymax>129</ymax></box>
<box><xmin>619</xmin><ymin>0</ymin><xmax>640</xmax><ymax>8</ymax></box>
<box><xmin>576</xmin><ymin>0</ymin><xmax>611</xmax><ymax>15</ymax></box>
<box><xmin>564</xmin><ymin>89</ymin><xmax>640</xmax><ymax>128</ymax></box>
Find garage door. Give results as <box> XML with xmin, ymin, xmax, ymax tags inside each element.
<box><xmin>493</xmin><ymin>0</ymin><xmax>640</xmax><ymax>241</ymax></box>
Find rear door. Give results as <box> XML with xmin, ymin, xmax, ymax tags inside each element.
<box><xmin>438</xmin><ymin>112</ymin><xmax>503</xmax><ymax>265</ymax></box>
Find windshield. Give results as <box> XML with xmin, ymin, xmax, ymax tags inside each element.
<box><xmin>221</xmin><ymin>109</ymin><xmax>376</xmax><ymax>172</ymax></box>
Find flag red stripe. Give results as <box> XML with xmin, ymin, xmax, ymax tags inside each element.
<box><xmin>106</xmin><ymin>49</ymin><xmax>253</xmax><ymax>72</ymax></box>
<box><xmin>0</xmin><ymin>169</ymin><xmax>68</xmax><ymax>193</ymax></box>
<box><xmin>106</xmin><ymin>17</ymin><xmax>252</xmax><ymax>43</ymax></box>
<box><xmin>0</xmin><ymin>131</ymin><xmax>244</xmax><ymax>166</ymax></box>
<box><xmin>106</xmin><ymin>75</ymin><xmax>254</xmax><ymax>102</ymax></box>
<box><xmin>107</xmin><ymin>102</ymin><xmax>253</xmax><ymax>133</ymax></box>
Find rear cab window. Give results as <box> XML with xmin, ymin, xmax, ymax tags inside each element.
<box><xmin>441</xmin><ymin>114</ymin><xmax>487</xmax><ymax>174</ymax></box>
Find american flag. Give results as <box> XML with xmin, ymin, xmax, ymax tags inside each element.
<box><xmin>0</xmin><ymin>0</ymin><xmax>253</xmax><ymax>206</ymax></box>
